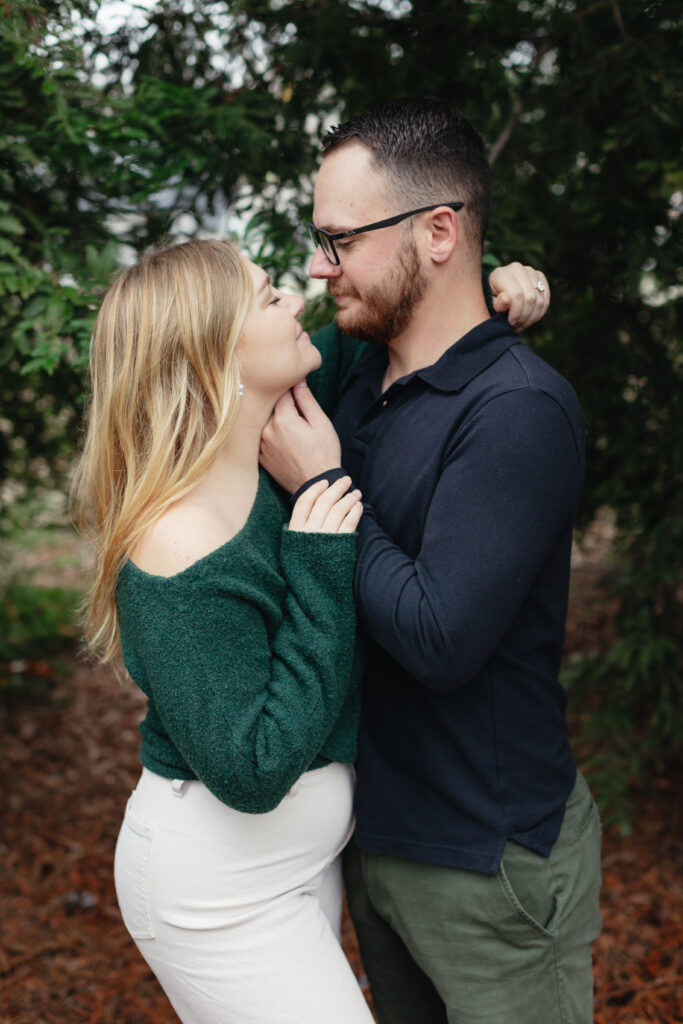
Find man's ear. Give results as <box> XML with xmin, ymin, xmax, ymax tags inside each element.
<box><xmin>427</xmin><ymin>206</ymin><xmax>459</xmax><ymax>265</ymax></box>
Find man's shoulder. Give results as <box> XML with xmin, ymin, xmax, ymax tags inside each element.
<box><xmin>503</xmin><ymin>342</ymin><xmax>582</xmax><ymax>418</ymax></box>
<box><xmin>452</xmin><ymin>336</ymin><xmax>584</xmax><ymax>455</ymax></box>
<box><xmin>469</xmin><ymin>342</ymin><xmax>585</xmax><ymax>462</ymax></box>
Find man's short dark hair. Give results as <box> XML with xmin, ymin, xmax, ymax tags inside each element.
<box><xmin>322</xmin><ymin>97</ymin><xmax>491</xmax><ymax>251</ymax></box>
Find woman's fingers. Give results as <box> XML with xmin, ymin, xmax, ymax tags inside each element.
<box><xmin>306</xmin><ymin>477</ymin><xmax>358</xmax><ymax>532</ymax></box>
<box><xmin>289</xmin><ymin>479</ymin><xmax>329</xmax><ymax>531</ymax></box>
<box><xmin>337</xmin><ymin>497</ymin><xmax>364</xmax><ymax>534</ymax></box>
<box><xmin>318</xmin><ymin>489</ymin><xmax>363</xmax><ymax>533</ymax></box>
<box><xmin>509</xmin><ymin>265</ymin><xmax>550</xmax><ymax>329</ymax></box>
<box><xmin>490</xmin><ymin>262</ymin><xmax>551</xmax><ymax>330</ymax></box>
<box><xmin>289</xmin><ymin>476</ymin><xmax>363</xmax><ymax>533</ymax></box>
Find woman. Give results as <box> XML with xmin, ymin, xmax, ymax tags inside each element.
<box><xmin>72</xmin><ymin>238</ymin><xmax>374</xmax><ymax>1024</ymax></box>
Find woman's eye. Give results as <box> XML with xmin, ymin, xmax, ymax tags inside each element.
<box><xmin>269</xmin><ymin>295</ymin><xmax>281</xmax><ymax>306</ymax></box>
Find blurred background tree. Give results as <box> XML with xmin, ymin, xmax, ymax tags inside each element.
<box><xmin>1</xmin><ymin>0</ymin><xmax>681</xmax><ymax>816</ymax></box>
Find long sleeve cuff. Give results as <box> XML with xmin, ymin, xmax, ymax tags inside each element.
<box><xmin>289</xmin><ymin>467</ymin><xmax>351</xmax><ymax>509</ymax></box>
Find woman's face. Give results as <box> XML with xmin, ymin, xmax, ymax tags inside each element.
<box><xmin>238</xmin><ymin>260</ymin><xmax>322</xmax><ymax>401</ymax></box>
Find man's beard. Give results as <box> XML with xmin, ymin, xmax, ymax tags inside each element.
<box><xmin>330</xmin><ymin>236</ymin><xmax>427</xmax><ymax>345</ymax></box>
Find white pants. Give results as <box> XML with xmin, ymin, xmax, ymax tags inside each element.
<box><xmin>114</xmin><ymin>764</ymin><xmax>374</xmax><ymax>1024</ymax></box>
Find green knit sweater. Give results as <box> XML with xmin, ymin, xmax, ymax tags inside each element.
<box><xmin>116</xmin><ymin>470</ymin><xmax>362</xmax><ymax>814</ymax></box>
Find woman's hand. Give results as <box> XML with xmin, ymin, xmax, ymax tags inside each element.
<box><xmin>289</xmin><ymin>476</ymin><xmax>363</xmax><ymax>534</ymax></box>
<box><xmin>488</xmin><ymin>262</ymin><xmax>550</xmax><ymax>331</ymax></box>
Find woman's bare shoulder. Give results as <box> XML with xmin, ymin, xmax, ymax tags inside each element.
<box><xmin>130</xmin><ymin>502</ymin><xmax>235</xmax><ymax>578</ymax></box>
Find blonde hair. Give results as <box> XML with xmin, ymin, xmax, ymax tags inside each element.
<box><xmin>72</xmin><ymin>238</ymin><xmax>252</xmax><ymax>664</ymax></box>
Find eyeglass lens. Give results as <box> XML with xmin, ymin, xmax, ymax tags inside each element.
<box><xmin>320</xmin><ymin>234</ymin><xmax>335</xmax><ymax>262</ymax></box>
<box><xmin>306</xmin><ymin>225</ymin><xmax>334</xmax><ymax>264</ymax></box>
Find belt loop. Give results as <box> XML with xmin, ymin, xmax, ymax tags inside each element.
<box><xmin>171</xmin><ymin>779</ymin><xmax>187</xmax><ymax>797</ymax></box>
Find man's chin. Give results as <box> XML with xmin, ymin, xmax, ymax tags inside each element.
<box><xmin>334</xmin><ymin>308</ymin><xmax>387</xmax><ymax>345</ymax></box>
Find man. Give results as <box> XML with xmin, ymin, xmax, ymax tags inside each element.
<box><xmin>260</xmin><ymin>98</ymin><xmax>602</xmax><ymax>1024</ymax></box>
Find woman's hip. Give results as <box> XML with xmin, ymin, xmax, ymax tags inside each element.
<box><xmin>115</xmin><ymin>762</ymin><xmax>355</xmax><ymax>914</ymax></box>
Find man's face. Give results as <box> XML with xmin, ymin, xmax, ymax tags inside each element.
<box><xmin>310</xmin><ymin>143</ymin><xmax>427</xmax><ymax>344</ymax></box>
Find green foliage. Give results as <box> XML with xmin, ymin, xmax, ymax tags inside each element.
<box><xmin>0</xmin><ymin>561</ymin><xmax>80</xmax><ymax>700</ymax></box>
<box><xmin>0</xmin><ymin>580</ymin><xmax>80</xmax><ymax>663</ymax></box>
<box><xmin>1</xmin><ymin>0</ymin><xmax>681</xmax><ymax>812</ymax></box>
<box><xmin>0</xmin><ymin>520</ymin><xmax>81</xmax><ymax>696</ymax></box>
<box><xmin>565</xmin><ymin>512</ymin><xmax>682</xmax><ymax>819</ymax></box>
<box><xmin>1</xmin><ymin>505</ymin><xmax>83</xmax><ymax>698</ymax></box>
<box><xmin>1</xmin><ymin>1</ymin><xmax>117</xmax><ymax>529</ymax></box>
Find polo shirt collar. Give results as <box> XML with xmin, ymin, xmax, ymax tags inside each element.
<box><xmin>347</xmin><ymin>314</ymin><xmax>520</xmax><ymax>395</ymax></box>
<box><xmin>417</xmin><ymin>314</ymin><xmax>520</xmax><ymax>392</ymax></box>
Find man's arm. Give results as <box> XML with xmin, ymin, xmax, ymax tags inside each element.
<box><xmin>352</xmin><ymin>390</ymin><xmax>582</xmax><ymax>691</ymax></box>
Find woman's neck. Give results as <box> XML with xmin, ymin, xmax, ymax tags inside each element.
<box><xmin>191</xmin><ymin>390</ymin><xmax>276</xmax><ymax>504</ymax></box>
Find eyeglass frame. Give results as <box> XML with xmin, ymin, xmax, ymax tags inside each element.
<box><xmin>306</xmin><ymin>202</ymin><xmax>465</xmax><ymax>266</ymax></box>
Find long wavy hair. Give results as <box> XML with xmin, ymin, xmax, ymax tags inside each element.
<box><xmin>71</xmin><ymin>238</ymin><xmax>252</xmax><ymax>664</ymax></box>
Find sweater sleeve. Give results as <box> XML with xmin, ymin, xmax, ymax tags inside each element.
<box><xmin>353</xmin><ymin>388</ymin><xmax>583</xmax><ymax>692</ymax></box>
<box><xmin>119</xmin><ymin>528</ymin><xmax>359</xmax><ymax>813</ymax></box>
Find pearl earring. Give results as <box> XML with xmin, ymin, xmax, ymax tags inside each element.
<box><xmin>238</xmin><ymin>381</ymin><xmax>244</xmax><ymax>398</ymax></box>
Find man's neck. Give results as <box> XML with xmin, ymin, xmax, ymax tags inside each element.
<box><xmin>381</xmin><ymin>280</ymin><xmax>491</xmax><ymax>392</ymax></box>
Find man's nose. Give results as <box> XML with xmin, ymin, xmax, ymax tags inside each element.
<box><xmin>309</xmin><ymin>246</ymin><xmax>342</xmax><ymax>280</ymax></box>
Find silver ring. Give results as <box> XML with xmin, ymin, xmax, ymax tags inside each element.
<box><xmin>535</xmin><ymin>280</ymin><xmax>546</xmax><ymax>293</ymax></box>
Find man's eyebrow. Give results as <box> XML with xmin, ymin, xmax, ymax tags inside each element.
<box><xmin>316</xmin><ymin>222</ymin><xmax>351</xmax><ymax>234</ymax></box>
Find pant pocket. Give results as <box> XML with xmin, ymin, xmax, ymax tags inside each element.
<box><xmin>563</xmin><ymin>771</ymin><xmax>601</xmax><ymax>846</ymax></box>
<box><xmin>498</xmin><ymin>842</ymin><xmax>560</xmax><ymax>938</ymax></box>
<box><xmin>114</xmin><ymin>800</ymin><xmax>155</xmax><ymax>940</ymax></box>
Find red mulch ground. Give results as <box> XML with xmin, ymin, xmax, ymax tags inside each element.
<box><xmin>1</xmin><ymin>564</ymin><xmax>681</xmax><ymax>1022</ymax></box>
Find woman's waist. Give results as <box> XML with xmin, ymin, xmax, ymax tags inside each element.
<box><xmin>129</xmin><ymin>762</ymin><xmax>355</xmax><ymax>875</ymax></box>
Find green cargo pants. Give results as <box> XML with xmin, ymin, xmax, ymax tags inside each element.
<box><xmin>344</xmin><ymin>771</ymin><xmax>602</xmax><ymax>1024</ymax></box>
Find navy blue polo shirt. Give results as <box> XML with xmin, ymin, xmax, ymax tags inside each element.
<box><xmin>308</xmin><ymin>314</ymin><xmax>584</xmax><ymax>875</ymax></box>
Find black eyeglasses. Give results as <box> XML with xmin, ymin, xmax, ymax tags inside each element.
<box><xmin>306</xmin><ymin>202</ymin><xmax>464</xmax><ymax>266</ymax></box>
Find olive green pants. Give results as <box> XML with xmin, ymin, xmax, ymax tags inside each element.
<box><xmin>344</xmin><ymin>772</ymin><xmax>602</xmax><ymax>1024</ymax></box>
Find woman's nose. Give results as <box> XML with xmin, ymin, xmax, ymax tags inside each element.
<box><xmin>283</xmin><ymin>291</ymin><xmax>305</xmax><ymax>318</ymax></box>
